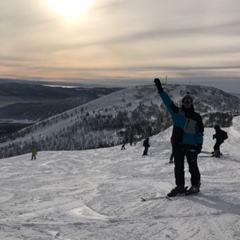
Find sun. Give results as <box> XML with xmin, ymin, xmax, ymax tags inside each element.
<box><xmin>48</xmin><ymin>0</ymin><xmax>94</xmax><ymax>19</ymax></box>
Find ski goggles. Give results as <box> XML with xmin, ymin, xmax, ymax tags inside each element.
<box><xmin>182</xmin><ymin>97</ymin><xmax>193</xmax><ymax>104</ymax></box>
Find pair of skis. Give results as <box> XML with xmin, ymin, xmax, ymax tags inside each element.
<box><xmin>141</xmin><ymin>196</ymin><xmax>172</xmax><ymax>201</ymax></box>
<box><xmin>199</xmin><ymin>150</ymin><xmax>223</xmax><ymax>158</ymax></box>
<box><xmin>141</xmin><ymin>186</ymin><xmax>200</xmax><ymax>202</ymax></box>
<box><xmin>141</xmin><ymin>194</ymin><xmax>198</xmax><ymax>202</ymax></box>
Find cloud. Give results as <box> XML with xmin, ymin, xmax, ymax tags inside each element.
<box><xmin>0</xmin><ymin>0</ymin><xmax>240</xmax><ymax>93</ymax></box>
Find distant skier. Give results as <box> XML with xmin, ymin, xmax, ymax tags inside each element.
<box><xmin>121</xmin><ymin>143</ymin><xmax>126</xmax><ymax>150</ymax></box>
<box><xmin>212</xmin><ymin>125</ymin><xmax>228</xmax><ymax>157</ymax></box>
<box><xmin>142</xmin><ymin>137</ymin><xmax>150</xmax><ymax>156</ymax></box>
<box><xmin>154</xmin><ymin>78</ymin><xmax>204</xmax><ymax>196</ymax></box>
<box><xmin>31</xmin><ymin>148</ymin><xmax>37</xmax><ymax>160</ymax></box>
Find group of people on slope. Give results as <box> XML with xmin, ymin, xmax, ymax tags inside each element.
<box><xmin>29</xmin><ymin>77</ymin><xmax>229</xmax><ymax>199</ymax></box>
<box><xmin>169</xmin><ymin>124</ymin><xmax>228</xmax><ymax>163</ymax></box>
<box><xmin>143</xmin><ymin>78</ymin><xmax>228</xmax><ymax>197</ymax></box>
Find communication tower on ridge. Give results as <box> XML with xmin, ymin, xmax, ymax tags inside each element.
<box><xmin>162</xmin><ymin>75</ymin><xmax>168</xmax><ymax>85</ymax></box>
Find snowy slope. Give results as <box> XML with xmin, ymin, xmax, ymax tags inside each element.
<box><xmin>0</xmin><ymin>116</ymin><xmax>240</xmax><ymax>240</ymax></box>
<box><xmin>1</xmin><ymin>84</ymin><xmax>240</xmax><ymax>159</ymax></box>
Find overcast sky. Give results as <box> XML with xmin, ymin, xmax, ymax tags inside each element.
<box><xmin>0</xmin><ymin>0</ymin><xmax>240</xmax><ymax>92</ymax></box>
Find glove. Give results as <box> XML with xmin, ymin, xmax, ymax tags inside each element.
<box><xmin>196</xmin><ymin>144</ymin><xmax>202</xmax><ymax>154</ymax></box>
<box><xmin>154</xmin><ymin>78</ymin><xmax>163</xmax><ymax>93</ymax></box>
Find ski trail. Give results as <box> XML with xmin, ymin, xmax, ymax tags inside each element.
<box><xmin>68</xmin><ymin>205</ymin><xmax>112</xmax><ymax>221</ymax></box>
<box><xmin>207</xmin><ymin>218</ymin><xmax>229</xmax><ymax>240</ymax></box>
<box><xmin>184</xmin><ymin>194</ymin><xmax>239</xmax><ymax>240</ymax></box>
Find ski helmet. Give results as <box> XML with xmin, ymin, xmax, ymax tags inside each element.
<box><xmin>182</xmin><ymin>92</ymin><xmax>193</xmax><ymax>109</ymax></box>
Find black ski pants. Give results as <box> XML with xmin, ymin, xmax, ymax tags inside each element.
<box><xmin>173</xmin><ymin>146</ymin><xmax>200</xmax><ymax>187</ymax></box>
<box><xmin>213</xmin><ymin>139</ymin><xmax>224</xmax><ymax>152</ymax></box>
<box><xmin>143</xmin><ymin>147</ymin><xmax>149</xmax><ymax>156</ymax></box>
<box><xmin>169</xmin><ymin>146</ymin><xmax>174</xmax><ymax>162</ymax></box>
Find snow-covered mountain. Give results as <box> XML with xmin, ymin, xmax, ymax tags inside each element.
<box><xmin>0</xmin><ymin>116</ymin><xmax>239</xmax><ymax>240</ymax></box>
<box><xmin>0</xmin><ymin>82</ymin><xmax>121</xmax><ymax>120</ymax></box>
<box><xmin>0</xmin><ymin>84</ymin><xmax>239</xmax><ymax>159</ymax></box>
<box><xmin>0</xmin><ymin>82</ymin><xmax>122</xmax><ymax>140</ymax></box>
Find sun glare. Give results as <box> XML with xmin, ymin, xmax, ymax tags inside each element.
<box><xmin>48</xmin><ymin>0</ymin><xmax>94</xmax><ymax>19</ymax></box>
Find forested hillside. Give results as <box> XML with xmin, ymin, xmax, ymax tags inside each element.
<box><xmin>0</xmin><ymin>84</ymin><xmax>239</xmax><ymax>159</ymax></box>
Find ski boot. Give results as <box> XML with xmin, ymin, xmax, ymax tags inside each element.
<box><xmin>167</xmin><ymin>185</ymin><xmax>186</xmax><ymax>197</ymax></box>
<box><xmin>212</xmin><ymin>150</ymin><xmax>221</xmax><ymax>158</ymax></box>
<box><xmin>185</xmin><ymin>185</ymin><xmax>200</xmax><ymax>195</ymax></box>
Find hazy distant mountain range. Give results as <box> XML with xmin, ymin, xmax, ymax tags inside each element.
<box><xmin>0</xmin><ymin>78</ymin><xmax>115</xmax><ymax>88</ymax></box>
<box><xmin>0</xmin><ymin>82</ymin><xmax>239</xmax><ymax>159</ymax></box>
<box><xmin>0</xmin><ymin>82</ymin><xmax>123</xmax><ymax>148</ymax></box>
<box><xmin>0</xmin><ymin>82</ymin><xmax>122</xmax><ymax>136</ymax></box>
<box><xmin>230</xmin><ymin>92</ymin><xmax>240</xmax><ymax>98</ymax></box>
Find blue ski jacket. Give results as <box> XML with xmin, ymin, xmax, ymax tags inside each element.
<box><xmin>159</xmin><ymin>91</ymin><xmax>204</xmax><ymax>150</ymax></box>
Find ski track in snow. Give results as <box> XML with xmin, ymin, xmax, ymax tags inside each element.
<box><xmin>0</xmin><ymin>121</ymin><xmax>240</xmax><ymax>240</ymax></box>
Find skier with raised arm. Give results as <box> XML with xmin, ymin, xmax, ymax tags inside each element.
<box><xmin>154</xmin><ymin>78</ymin><xmax>204</xmax><ymax>196</ymax></box>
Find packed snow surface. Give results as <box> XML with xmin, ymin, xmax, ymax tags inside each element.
<box><xmin>0</xmin><ymin>116</ymin><xmax>240</xmax><ymax>240</ymax></box>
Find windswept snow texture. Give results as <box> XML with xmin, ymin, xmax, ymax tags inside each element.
<box><xmin>0</xmin><ymin>117</ymin><xmax>240</xmax><ymax>240</ymax></box>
